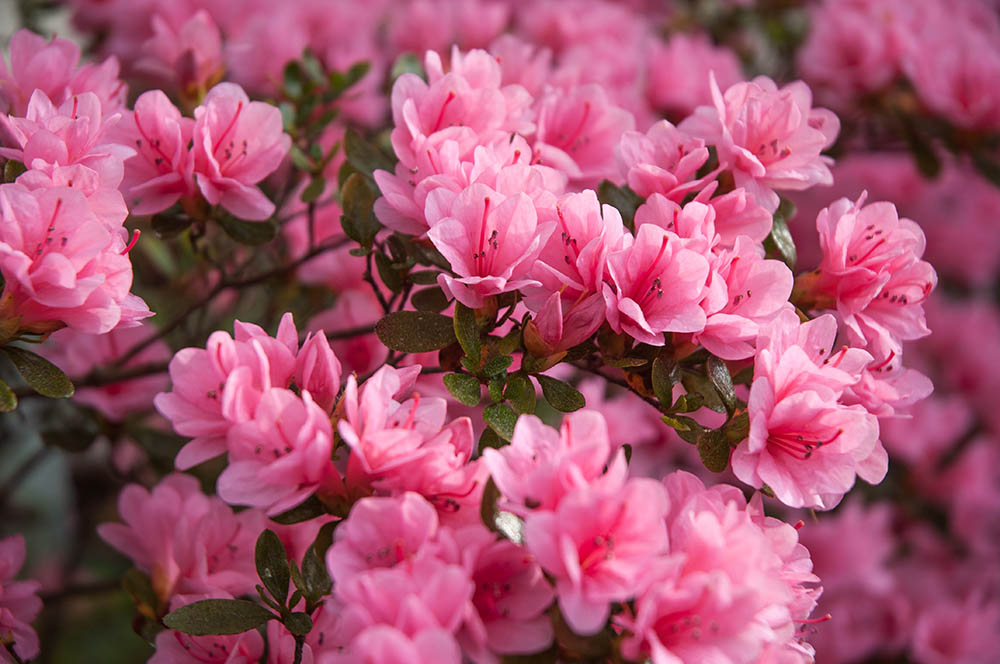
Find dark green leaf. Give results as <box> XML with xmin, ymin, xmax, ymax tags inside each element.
<box><xmin>597</xmin><ymin>180</ymin><xmax>644</xmax><ymax>233</ymax></box>
<box><xmin>151</xmin><ymin>213</ymin><xmax>192</xmax><ymax>239</ymax></box>
<box><xmin>504</xmin><ymin>372</ymin><xmax>536</xmax><ymax>415</ymax></box>
<box><xmin>345</xmin><ymin>61</ymin><xmax>372</xmax><ymax>87</ymax></box>
<box><xmin>622</xmin><ymin>443</ymin><xmax>633</xmax><ymax>464</ymax></box>
<box><xmin>706</xmin><ymin>356</ymin><xmax>736</xmax><ymax>413</ymax></box>
<box><xmin>163</xmin><ymin>599</ymin><xmax>274</xmax><ymax>636</ymax></box>
<box><xmin>662</xmin><ymin>414</ymin><xmax>703</xmax><ymax>444</ymax></box>
<box><xmin>1</xmin><ymin>346</ymin><xmax>74</xmax><ymax>398</ymax></box>
<box><xmin>284</xmin><ymin>612</ymin><xmax>313</xmax><ymax>636</ymax></box>
<box><xmin>537</xmin><ymin>375</ymin><xmax>585</xmax><ymax>412</ymax></box>
<box><xmin>301</xmin><ymin>176</ymin><xmax>326</xmax><ymax>203</ymax></box>
<box><xmin>479</xmin><ymin>427</ymin><xmax>504</xmax><ymax>453</ymax></box>
<box><xmin>390</xmin><ymin>52</ymin><xmax>425</xmax><ymax>83</ymax></box>
<box><xmin>443</xmin><ymin>373</ymin><xmax>482</xmax><ymax>407</ymax></box>
<box><xmin>255</xmin><ymin>530</ymin><xmax>290</xmax><ymax>606</ymax></box>
<box><xmin>375</xmin><ymin>311</ymin><xmax>457</xmax><ymax>352</ymax></box>
<box><xmin>0</xmin><ymin>379</ymin><xmax>16</xmax><ymax>413</ymax></box>
<box><xmin>270</xmin><ymin>495</ymin><xmax>327</xmax><ymax>525</ymax></box>
<box><xmin>723</xmin><ymin>410</ymin><xmax>750</xmax><ymax>444</ymax></box>
<box><xmin>603</xmin><ymin>356</ymin><xmax>648</xmax><ymax>368</ymax></box>
<box><xmin>484</xmin><ymin>403</ymin><xmax>517</xmax><ymax>441</ymax></box>
<box><xmin>651</xmin><ymin>351</ymin><xmax>680</xmax><ymax>408</ymax></box>
<box><xmin>3</xmin><ymin>160</ymin><xmax>26</xmax><ymax>183</ymax></box>
<box><xmin>411</xmin><ymin>286</ymin><xmax>449</xmax><ymax>312</ymax></box>
<box><xmin>344</xmin><ymin>128</ymin><xmax>394</xmax><ymax>180</ymax></box>
<box><xmin>697</xmin><ymin>429</ymin><xmax>731</xmax><ymax>473</ymax></box>
<box><xmin>488</xmin><ymin>376</ymin><xmax>505</xmax><ymax>403</ymax></box>
<box><xmin>482</xmin><ymin>355</ymin><xmax>514</xmax><ymax>377</ymax></box>
<box><xmin>898</xmin><ymin>113</ymin><xmax>940</xmax><ymax>178</ymax></box>
<box><xmin>671</xmin><ymin>392</ymin><xmax>705</xmax><ymax>413</ymax></box>
<box><xmin>123</xmin><ymin>568</ymin><xmax>159</xmax><ymax>616</ymax></box>
<box><xmin>763</xmin><ymin>198</ymin><xmax>797</xmax><ymax>270</ymax></box>
<box><xmin>300</xmin><ymin>547</ymin><xmax>332</xmax><ymax>602</ymax></box>
<box><xmin>453</xmin><ymin>303</ymin><xmax>481</xmax><ymax>364</ymax></box>
<box><xmin>374</xmin><ymin>252</ymin><xmax>404</xmax><ymax>292</ymax></box>
<box><xmin>283</xmin><ymin>61</ymin><xmax>305</xmax><ymax>98</ymax></box>
<box><xmin>408</xmin><ymin>270</ymin><xmax>439</xmax><ymax>285</ymax></box>
<box><xmin>216</xmin><ymin>213</ymin><xmax>277</xmax><ymax>246</ymax></box>
<box><xmin>731</xmin><ymin>366</ymin><xmax>754</xmax><ymax>386</ymax></box>
<box><xmin>340</xmin><ymin>173</ymin><xmax>380</xmax><ymax>249</ymax></box>
<box><xmin>311</xmin><ymin>521</ymin><xmax>339</xmax><ymax>558</ymax></box>
<box><xmin>289</xmin><ymin>145</ymin><xmax>314</xmax><ymax>171</ymax></box>
<box><xmin>681</xmin><ymin>369</ymin><xmax>726</xmax><ymax>413</ymax></box>
<box><xmin>480</xmin><ymin>477</ymin><xmax>502</xmax><ymax>533</ymax></box>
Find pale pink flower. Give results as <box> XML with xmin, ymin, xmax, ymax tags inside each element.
<box><xmin>0</xmin><ymin>183</ymin><xmax>150</xmax><ymax>334</ymax></box>
<box><xmin>615</xmin><ymin>120</ymin><xmax>712</xmax><ymax>203</ymax></box>
<box><xmin>347</xmin><ymin>626</ymin><xmax>461</xmax><ymax>664</ymax></box>
<box><xmin>426</xmin><ymin>183</ymin><xmax>554</xmax><ymax>308</ymax></box>
<box><xmin>385</xmin><ymin>0</ymin><xmax>510</xmax><ymax>58</ymax></box>
<box><xmin>482</xmin><ymin>410</ymin><xmax>627</xmax><ymax>517</ymax></box>
<box><xmin>489</xmin><ymin>34</ymin><xmax>553</xmax><ymax>99</ymax></box>
<box><xmin>0</xmin><ymin>535</ymin><xmax>42</xmax><ymax>663</ymax></box>
<box><xmin>645</xmin><ymin>33</ymin><xmax>743</xmax><ymax>119</ymax></box>
<box><xmin>531</xmin><ymin>82</ymin><xmax>635</xmax><ymax>188</ymax></box>
<box><xmin>680</xmin><ymin>75</ymin><xmax>840</xmax><ymax>212</ymax></box>
<box><xmin>842</xmin><ymin>350</ymin><xmax>933</xmax><ymax>418</ymax></box>
<box><xmin>98</xmin><ymin>473</ymin><xmax>264</xmax><ymax>603</ymax></box>
<box><xmin>137</xmin><ymin>10</ymin><xmax>225</xmax><ymax>96</ymax></box>
<box><xmin>524</xmin><ymin>479</ymin><xmax>669</xmax><ymax>635</ymax></box>
<box><xmin>602</xmin><ymin>223</ymin><xmax>712</xmax><ymax>346</ymax></box>
<box><xmin>116</xmin><ymin>89</ymin><xmax>195</xmax><ymax>215</ymax></box>
<box><xmin>191</xmin><ymin>82</ymin><xmax>290</xmax><ymax>220</ymax></box>
<box><xmin>0</xmin><ymin>29</ymin><xmax>80</xmax><ymax>116</ymax></box>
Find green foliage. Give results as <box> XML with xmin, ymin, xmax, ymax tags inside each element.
<box><xmin>536</xmin><ymin>375</ymin><xmax>585</xmax><ymax>412</ymax></box>
<box><xmin>163</xmin><ymin>599</ymin><xmax>274</xmax><ymax>636</ymax></box>
<box><xmin>376</xmin><ymin>311</ymin><xmax>457</xmax><ymax>352</ymax></box>
<box><xmin>1</xmin><ymin>346</ymin><xmax>74</xmax><ymax>399</ymax></box>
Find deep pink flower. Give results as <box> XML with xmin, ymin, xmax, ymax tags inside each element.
<box><xmin>911</xmin><ymin>595</ymin><xmax>1000</xmax><ymax>664</ymax></box>
<box><xmin>426</xmin><ymin>183</ymin><xmax>554</xmax><ymax>308</ymax></box>
<box><xmin>295</xmin><ymin>330</ymin><xmax>342</xmax><ymax>413</ymax></box>
<box><xmin>0</xmin><ymin>535</ymin><xmax>42</xmax><ymax>662</ymax></box>
<box><xmin>524</xmin><ymin>479</ymin><xmax>669</xmax><ymax>635</ymax></box>
<box><xmin>680</xmin><ymin>75</ymin><xmax>840</xmax><ymax>212</ymax></box>
<box><xmin>98</xmin><ymin>473</ymin><xmax>264</xmax><ymax>603</ymax></box>
<box><xmin>117</xmin><ymin>89</ymin><xmax>195</xmax><ymax>215</ymax></box>
<box><xmin>191</xmin><ymin>82</ymin><xmax>290</xmax><ymax>220</ymax></box>
<box><xmin>603</xmin><ymin>223</ymin><xmax>712</xmax><ymax>346</ymax></box>
<box><xmin>615</xmin><ymin>120</ymin><xmax>711</xmax><ymax>203</ymax></box>
<box><xmin>0</xmin><ymin>183</ymin><xmax>150</xmax><ymax>334</ymax></box>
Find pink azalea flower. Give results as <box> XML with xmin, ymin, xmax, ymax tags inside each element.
<box><xmin>0</xmin><ymin>183</ymin><xmax>150</xmax><ymax>334</ymax></box>
<box><xmin>97</xmin><ymin>473</ymin><xmax>264</xmax><ymax>603</ymax></box>
<box><xmin>602</xmin><ymin>222</ymin><xmax>712</xmax><ymax>346</ymax></box>
<box><xmin>295</xmin><ymin>330</ymin><xmax>342</xmax><ymax>413</ymax></box>
<box><xmin>911</xmin><ymin>594</ymin><xmax>1000</xmax><ymax>664</ymax></box>
<box><xmin>191</xmin><ymin>82</ymin><xmax>290</xmax><ymax>220</ymax></box>
<box><xmin>348</xmin><ymin>626</ymin><xmax>461</xmax><ymax>664</ymax></box>
<box><xmin>0</xmin><ymin>535</ymin><xmax>42</xmax><ymax>662</ymax></box>
<box><xmin>680</xmin><ymin>74</ymin><xmax>840</xmax><ymax>212</ymax></box>
<box><xmin>644</xmin><ymin>33</ymin><xmax>744</xmax><ymax>119</ymax></box>
<box><xmin>615</xmin><ymin>120</ymin><xmax>711</xmax><ymax>203</ymax></box>
<box><xmin>524</xmin><ymin>479</ymin><xmax>669</xmax><ymax>635</ymax></box>
<box><xmin>136</xmin><ymin>10</ymin><xmax>225</xmax><ymax>97</ymax></box>
<box><xmin>482</xmin><ymin>409</ymin><xmax>627</xmax><ymax>517</ymax></box>
<box><xmin>117</xmin><ymin>89</ymin><xmax>195</xmax><ymax>215</ymax></box>
<box><xmin>426</xmin><ymin>183</ymin><xmax>554</xmax><ymax>308</ymax></box>
<box><xmin>385</xmin><ymin>0</ymin><xmax>510</xmax><ymax>58</ymax></box>
<box><xmin>808</xmin><ymin>194</ymin><xmax>937</xmax><ymax>358</ymax></box>
<box><xmin>489</xmin><ymin>34</ymin><xmax>553</xmax><ymax>99</ymax></box>
<box><xmin>0</xmin><ymin>29</ymin><xmax>80</xmax><ymax>116</ymax></box>
<box><xmin>531</xmin><ymin>82</ymin><xmax>635</xmax><ymax>188</ymax></box>
<box><xmin>733</xmin><ymin>311</ymin><xmax>885</xmax><ymax>510</ymax></box>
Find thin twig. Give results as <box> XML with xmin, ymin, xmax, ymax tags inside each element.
<box><xmin>570</xmin><ymin>360</ymin><xmax>662</xmax><ymax>410</ymax></box>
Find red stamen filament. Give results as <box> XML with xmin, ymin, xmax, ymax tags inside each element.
<box><xmin>120</xmin><ymin>229</ymin><xmax>141</xmax><ymax>255</ymax></box>
<box><xmin>433</xmin><ymin>91</ymin><xmax>457</xmax><ymax>132</ymax></box>
<box><xmin>212</xmin><ymin>101</ymin><xmax>244</xmax><ymax>154</ymax></box>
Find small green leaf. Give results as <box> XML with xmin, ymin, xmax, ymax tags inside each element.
<box><xmin>300</xmin><ymin>547</ymin><xmax>332</xmax><ymax>602</ymax></box>
<box><xmin>390</xmin><ymin>52</ymin><xmax>426</xmax><ymax>83</ymax></box>
<box><xmin>0</xmin><ymin>379</ymin><xmax>16</xmax><ymax>413</ymax></box>
<box><xmin>301</xmin><ymin>176</ymin><xmax>326</xmax><ymax>203</ymax></box>
<box><xmin>453</xmin><ymin>303</ymin><xmax>481</xmax><ymax>364</ymax></box>
<box><xmin>697</xmin><ymin>429</ymin><xmax>731</xmax><ymax>473</ymax></box>
<box><xmin>3</xmin><ymin>160</ymin><xmax>26</xmax><ymax>183</ymax></box>
<box><xmin>1</xmin><ymin>346</ymin><xmax>74</xmax><ymax>398</ymax></box>
<box><xmin>216</xmin><ymin>213</ymin><xmax>277</xmax><ymax>246</ymax></box>
<box><xmin>651</xmin><ymin>351</ymin><xmax>680</xmax><ymax>408</ymax></box>
<box><xmin>680</xmin><ymin>369</ymin><xmax>726</xmax><ymax>414</ymax></box>
<box><xmin>597</xmin><ymin>180</ymin><xmax>644</xmax><ymax>233</ymax></box>
<box><xmin>488</xmin><ymin>375</ymin><xmax>505</xmax><ymax>403</ymax></box>
<box><xmin>504</xmin><ymin>372</ymin><xmax>536</xmax><ymax>415</ymax></box>
<box><xmin>284</xmin><ymin>612</ymin><xmax>313</xmax><ymax>636</ymax></box>
<box><xmin>479</xmin><ymin>427</ymin><xmax>504</xmax><ymax>453</ymax></box>
<box><xmin>537</xmin><ymin>375</ymin><xmax>585</xmax><ymax>412</ymax></box>
<box><xmin>662</xmin><ymin>414</ymin><xmax>703</xmax><ymax>444</ymax></box>
<box><xmin>151</xmin><ymin>213</ymin><xmax>192</xmax><ymax>239</ymax></box>
<box><xmin>375</xmin><ymin>311</ymin><xmax>457</xmax><ymax>352</ymax></box>
<box><xmin>283</xmin><ymin>61</ymin><xmax>306</xmax><ymax>98</ymax></box>
<box><xmin>270</xmin><ymin>495</ymin><xmax>327</xmax><ymax>525</ymax></box>
<box><xmin>482</xmin><ymin>355</ymin><xmax>514</xmax><ymax>377</ymax></box>
<box><xmin>731</xmin><ymin>366</ymin><xmax>754</xmax><ymax>386</ymax></box>
<box><xmin>163</xmin><ymin>599</ymin><xmax>274</xmax><ymax>636</ymax></box>
<box><xmin>484</xmin><ymin>403</ymin><xmax>517</xmax><ymax>441</ymax></box>
<box><xmin>344</xmin><ymin>128</ymin><xmax>395</xmax><ymax>180</ymax></box>
<box><xmin>374</xmin><ymin>252</ymin><xmax>405</xmax><ymax>292</ymax></box>
<box><xmin>480</xmin><ymin>477</ymin><xmax>502</xmax><ymax>533</ymax></box>
<box><xmin>603</xmin><ymin>356</ymin><xmax>648</xmax><ymax>368</ymax></box>
<box><xmin>123</xmin><ymin>568</ymin><xmax>159</xmax><ymax>616</ymax></box>
<box><xmin>340</xmin><ymin>173</ymin><xmax>380</xmax><ymax>249</ymax></box>
<box><xmin>706</xmin><ymin>356</ymin><xmax>737</xmax><ymax>413</ymax></box>
<box><xmin>255</xmin><ymin>530</ymin><xmax>290</xmax><ymax>607</ymax></box>
<box><xmin>622</xmin><ymin>443</ymin><xmax>633</xmax><ymax>464</ymax></box>
<box><xmin>408</xmin><ymin>270</ymin><xmax>439</xmax><ymax>285</ymax></box>
<box><xmin>443</xmin><ymin>373</ymin><xmax>482</xmax><ymax>407</ymax></box>
<box><xmin>763</xmin><ymin>198</ymin><xmax>797</xmax><ymax>270</ymax></box>
<box><xmin>411</xmin><ymin>286</ymin><xmax>449</xmax><ymax>312</ymax></box>
<box><xmin>723</xmin><ymin>410</ymin><xmax>750</xmax><ymax>444</ymax></box>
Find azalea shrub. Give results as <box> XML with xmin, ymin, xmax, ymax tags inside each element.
<box><xmin>0</xmin><ymin>1</ymin><xmax>998</xmax><ymax>663</ymax></box>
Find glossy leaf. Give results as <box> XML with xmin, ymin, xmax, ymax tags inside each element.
<box><xmin>163</xmin><ymin>599</ymin><xmax>274</xmax><ymax>636</ymax></box>
<box><xmin>376</xmin><ymin>311</ymin><xmax>457</xmax><ymax>352</ymax></box>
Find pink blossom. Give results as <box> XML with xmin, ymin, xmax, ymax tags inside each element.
<box><xmin>117</xmin><ymin>89</ymin><xmax>195</xmax><ymax>215</ymax></box>
<box><xmin>531</xmin><ymin>82</ymin><xmax>635</xmax><ymax>188</ymax></box>
<box><xmin>680</xmin><ymin>75</ymin><xmax>840</xmax><ymax>212</ymax></box>
<box><xmin>645</xmin><ymin>33</ymin><xmax>743</xmax><ymax>119</ymax></box>
<box><xmin>38</xmin><ymin>323</ymin><xmax>170</xmax><ymax>421</ymax></box>
<box><xmin>482</xmin><ymin>410</ymin><xmax>626</xmax><ymax>517</ymax></box>
<box><xmin>0</xmin><ymin>535</ymin><xmax>42</xmax><ymax>662</ymax></box>
<box><xmin>191</xmin><ymin>82</ymin><xmax>290</xmax><ymax>220</ymax></box>
<box><xmin>426</xmin><ymin>183</ymin><xmax>554</xmax><ymax>308</ymax></box>
<box><xmin>137</xmin><ymin>10</ymin><xmax>225</xmax><ymax>97</ymax></box>
<box><xmin>0</xmin><ymin>29</ymin><xmax>80</xmax><ymax>116</ymax></box>
<box><xmin>489</xmin><ymin>34</ymin><xmax>553</xmax><ymax>99</ymax></box>
<box><xmin>911</xmin><ymin>595</ymin><xmax>1000</xmax><ymax>664</ymax></box>
<box><xmin>385</xmin><ymin>0</ymin><xmax>510</xmax><ymax>58</ymax></box>
<box><xmin>348</xmin><ymin>626</ymin><xmax>461</xmax><ymax>664</ymax></box>
<box><xmin>733</xmin><ymin>312</ymin><xmax>885</xmax><ymax>509</ymax></box>
<box><xmin>615</xmin><ymin>120</ymin><xmax>711</xmax><ymax>203</ymax></box>
<box><xmin>295</xmin><ymin>330</ymin><xmax>342</xmax><ymax>413</ymax></box>
<box><xmin>0</xmin><ymin>183</ymin><xmax>150</xmax><ymax>334</ymax></box>
<box><xmin>524</xmin><ymin>479</ymin><xmax>669</xmax><ymax>635</ymax></box>
<box><xmin>842</xmin><ymin>350</ymin><xmax>933</xmax><ymax>418</ymax></box>
<box><xmin>602</xmin><ymin>223</ymin><xmax>712</xmax><ymax>346</ymax></box>
<box><xmin>97</xmin><ymin>473</ymin><xmax>264</xmax><ymax>602</ymax></box>
<box><xmin>808</xmin><ymin>194</ymin><xmax>937</xmax><ymax>358</ymax></box>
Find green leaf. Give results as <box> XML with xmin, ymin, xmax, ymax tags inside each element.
<box><xmin>374</xmin><ymin>252</ymin><xmax>405</xmax><ymax>292</ymax></box>
<box><xmin>411</xmin><ymin>286</ymin><xmax>449</xmax><ymax>312</ymax></box>
<box><xmin>344</xmin><ymin>128</ymin><xmax>394</xmax><ymax>180</ymax></box>
<box><xmin>283</xmin><ymin>61</ymin><xmax>306</xmax><ymax>98</ymax></box>
<box><xmin>723</xmin><ymin>410</ymin><xmax>750</xmax><ymax>444</ymax></box>
<box><xmin>537</xmin><ymin>375</ymin><xmax>585</xmax><ymax>412</ymax></box>
<box><xmin>504</xmin><ymin>372</ymin><xmax>536</xmax><ymax>415</ymax></box>
<box><xmin>345</xmin><ymin>61</ymin><xmax>372</xmax><ymax>87</ymax></box>
<box><xmin>311</xmin><ymin>521</ymin><xmax>339</xmax><ymax>559</ymax></box>
<box><xmin>3</xmin><ymin>159</ymin><xmax>26</xmax><ymax>183</ymax></box>
<box><xmin>1</xmin><ymin>346</ymin><xmax>74</xmax><ymax>398</ymax></box>
<box><xmin>163</xmin><ymin>599</ymin><xmax>274</xmax><ymax>636</ymax></box>
<box><xmin>662</xmin><ymin>414</ymin><xmax>704</xmax><ymax>444</ymax></box>
<box><xmin>255</xmin><ymin>530</ymin><xmax>290</xmax><ymax>607</ymax></box>
<box><xmin>482</xmin><ymin>355</ymin><xmax>514</xmax><ymax>377</ymax></box>
<box><xmin>301</xmin><ymin>176</ymin><xmax>326</xmax><ymax>203</ymax></box>
<box><xmin>216</xmin><ymin>213</ymin><xmax>277</xmax><ymax>246</ymax></box>
<box><xmin>0</xmin><ymin>379</ymin><xmax>16</xmax><ymax>413</ymax></box>
<box><xmin>375</xmin><ymin>311</ymin><xmax>457</xmax><ymax>352</ymax></box>
<box><xmin>731</xmin><ymin>366</ymin><xmax>754</xmax><ymax>386</ymax></box>
<box><xmin>488</xmin><ymin>375</ymin><xmax>505</xmax><ymax>403</ymax></box>
<box><xmin>479</xmin><ymin>427</ymin><xmax>504</xmax><ymax>453</ymax></box>
<box><xmin>706</xmin><ymin>356</ymin><xmax>736</xmax><ymax>413</ymax></box>
<box><xmin>597</xmin><ymin>180</ymin><xmax>644</xmax><ymax>233</ymax></box>
<box><xmin>284</xmin><ymin>612</ymin><xmax>313</xmax><ymax>636</ymax></box>
<box><xmin>408</xmin><ymin>270</ymin><xmax>439</xmax><ymax>285</ymax></box>
<box><xmin>340</xmin><ymin>173</ymin><xmax>380</xmax><ymax>249</ymax></box>
<box><xmin>484</xmin><ymin>403</ymin><xmax>517</xmax><ymax>441</ymax></box>
<box><xmin>390</xmin><ymin>52</ymin><xmax>426</xmax><ymax>83</ymax></box>
<box><xmin>151</xmin><ymin>213</ymin><xmax>192</xmax><ymax>239</ymax></box>
<box><xmin>123</xmin><ymin>568</ymin><xmax>159</xmax><ymax>617</ymax></box>
<box><xmin>697</xmin><ymin>429</ymin><xmax>731</xmax><ymax>473</ymax></box>
<box><xmin>443</xmin><ymin>373</ymin><xmax>482</xmax><ymax>407</ymax></box>
<box><xmin>300</xmin><ymin>547</ymin><xmax>332</xmax><ymax>602</ymax></box>
<box><xmin>680</xmin><ymin>369</ymin><xmax>726</xmax><ymax>414</ymax></box>
<box><xmin>651</xmin><ymin>351</ymin><xmax>680</xmax><ymax>408</ymax></box>
<box><xmin>270</xmin><ymin>495</ymin><xmax>327</xmax><ymax>525</ymax></box>
<box><xmin>480</xmin><ymin>477</ymin><xmax>502</xmax><ymax>533</ymax></box>
<box><xmin>453</xmin><ymin>303</ymin><xmax>481</xmax><ymax>364</ymax></box>
<box><xmin>763</xmin><ymin>198</ymin><xmax>797</xmax><ymax>270</ymax></box>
